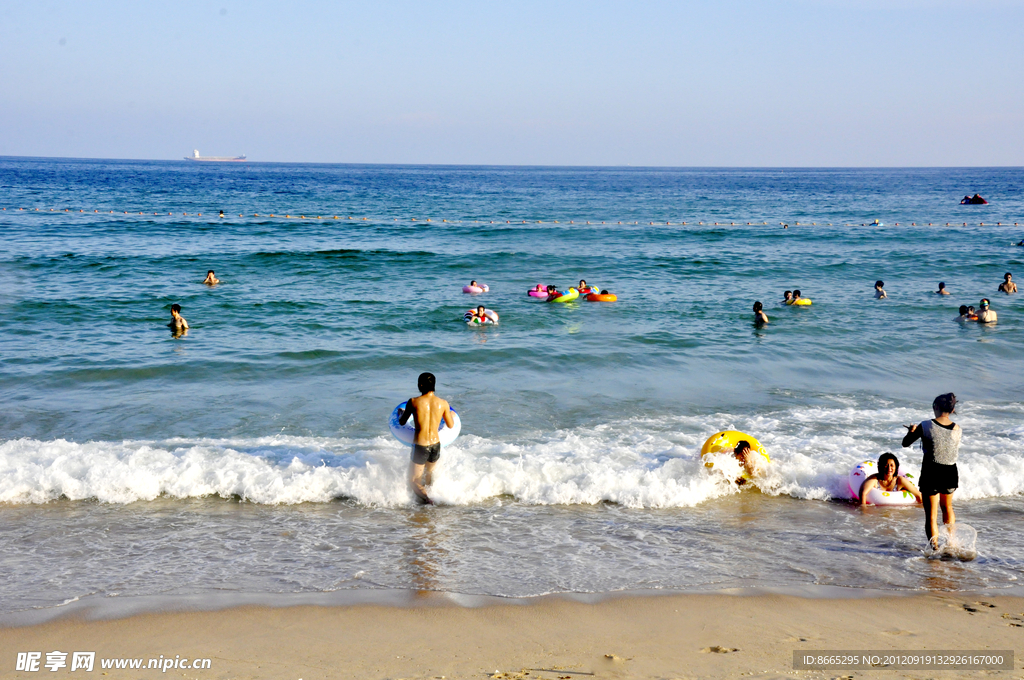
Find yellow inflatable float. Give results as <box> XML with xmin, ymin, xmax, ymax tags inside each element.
<box><xmin>700</xmin><ymin>430</ymin><xmax>770</xmax><ymax>468</ymax></box>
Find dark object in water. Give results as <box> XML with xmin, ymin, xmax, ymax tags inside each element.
<box><xmin>961</xmin><ymin>194</ymin><xmax>988</xmax><ymax>205</ymax></box>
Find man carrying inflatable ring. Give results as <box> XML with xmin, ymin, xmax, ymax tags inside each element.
<box><xmin>398</xmin><ymin>372</ymin><xmax>456</xmax><ymax>505</ymax></box>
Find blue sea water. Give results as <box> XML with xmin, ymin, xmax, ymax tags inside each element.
<box><xmin>1</xmin><ymin>158</ymin><xmax>1024</xmax><ymax>616</ymax></box>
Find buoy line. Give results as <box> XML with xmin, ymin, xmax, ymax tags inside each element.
<box><xmin>0</xmin><ymin>207</ymin><xmax>1019</xmax><ymax>228</ymax></box>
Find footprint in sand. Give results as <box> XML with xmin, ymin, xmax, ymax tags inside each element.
<box><xmin>701</xmin><ymin>646</ymin><xmax>739</xmax><ymax>654</ymax></box>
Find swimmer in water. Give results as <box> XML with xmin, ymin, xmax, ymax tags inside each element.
<box><xmin>858</xmin><ymin>452</ymin><xmax>922</xmax><ymax>506</ymax></box>
<box><xmin>546</xmin><ymin>285</ymin><xmax>562</xmax><ymax>301</ymax></box>
<box><xmin>466</xmin><ymin>305</ymin><xmax>498</xmax><ymax>324</ymax></box>
<box><xmin>203</xmin><ymin>270</ymin><xmax>220</xmax><ymax>285</ymax></box>
<box><xmin>398</xmin><ymin>372</ymin><xmax>455</xmax><ymax>505</ymax></box>
<box><xmin>955</xmin><ymin>305</ymin><xmax>972</xmax><ymax>322</ymax></box>
<box><xmin>791</xmin><ymin>289</ymin><xmax>804</xmax><ymax>304</ymax></box>
<box><xmin>998</xmin><ymin>272</ymin><xmax>1017</xmax><ymax>294</ymax></box>
<box><xmin>975</xmin><ymin>298</ymin><xmax>997</xmax><ymax>323</ymax></box>
<box><xmin>874</xmin><ymin>280</ymin><xmax>887</xmax><ymax>299</ymax></box>
<box><xmin>936</xmin><ymin>282</ymin><xmax>950</xmax><ymax>295</ymax></box>
<box><xmin>168</xmin><ymin>303</ymin><xmax>189</xmax><ymax>335</ymax></box>
<box><xmin>782</xmin><ymin>290</ymin><xmax>793</xmax><ymax>305</ymax></box>
<box><xmin>753</xmin><ymin>301</ymin><xmax>768</xmax><ymax>325</ymax></box>
<box><xmin>732</xmin><ymin>441</ymin><xmax>762</xmax><ymax>483</ymax></box>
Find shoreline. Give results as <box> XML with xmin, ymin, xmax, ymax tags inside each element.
<box><xmin>5</xmin><ymin>583</ymin><xmax>1024</xmax><ymax>627</ymax></box>
<box><xmin>2</xmin><ymin>591</ymin><xmax>1021</xmax><ymax>679</ymax></box>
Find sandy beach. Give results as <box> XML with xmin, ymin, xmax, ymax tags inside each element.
<box><xmin>2</xmin><ymin>592</ymin><xmax>1021</xmax><ymax>679</ymax></box>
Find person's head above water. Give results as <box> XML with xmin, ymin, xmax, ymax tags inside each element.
<box><xmin>753</xmin><ymin>301</ymin><xmax>763</xmax><ymax>313</ymax></box>
<box><xmin>470</xmin><ymin>280</ymin><xmax>478</xmax><ymax>287</ymax></box>
<box><xmin>980</xmin><ymin>298</ymin><xmax>990</xmax><ymax>308</ymax></box>
<box><xmin>207</xmin><ymin>270</ymin><xmax>215</xmax><ymax>276</ymax></box>
<box><xmin>1004</xmin><ymin>272</ymin><xmax>1013</xmax><ymax>281</ymax></box>
<box><xmin>793</xmin><ymin>289</ymin><xmax>802</xmax><ymax>298</ymax></box>
<box><xmin>958</xmin><ymin>305</ymin><xmax>969</xmax><ymax>315</ymax></box>
<box><xmin>476</xmin><ymin>305</ymin><xmax>485</xmax><ymax>313</ymax></box>
<box><xmin>875</xmin><ymin>280</ymin><xmax>884</xmax><ymax>289</ymax></box>
<box><xmin>932</xmin><ymin>392</ymin><xmax>956</xmax><ymax>416</ymax></box>
<box><xmin>877</xmin><ymin>452</ymin><xmax>899</xmax><ymax>479</ymax></box>
<box><xmin>417</xmin><ymin>372</ymin><xmax>436</xmax><ymax>394</ymax></box>
<box><xmin>579</xmin><ymin>280</ymin><xmax>586</xmax><ymax>288</ymax></box>
<box><xmin>938</xmin><ymin>282</ymin><xmax>946</xmax><ymax>291</ymax></box>
<box><xmin>734</xmin><ymin>440</ymin><xmax>751</xmax><ymax>455</ymax></box>
<box><xmin>783</xmin><ymin>290</ymin><xmax>792</xmax><ymax>299</ymax></box>
<box><xmin>171</xmin><ymin>303</ymin><xmax>182</xmax><ymax>314</ymax></box>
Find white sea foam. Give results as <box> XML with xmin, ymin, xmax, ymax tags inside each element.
<box><xmin>2</xmin><ymin>403</ymin><xmax>1022</xmax><ymax>506</ymax></box>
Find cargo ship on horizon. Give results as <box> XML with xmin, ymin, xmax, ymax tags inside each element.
<box><xmin>184</xmin><ymin>149</ymin><xmax>247</xmax><ymax>162</ymax></box>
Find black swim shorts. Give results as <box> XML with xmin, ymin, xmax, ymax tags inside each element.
<box><xmin>919</xmin><ymin>461</ymin><xmax>958</xmax><ymax>496</ymax></box>
<box><xmin>411</xmin><ymin>442</ymin><xmax>441</xmax><ymax>465</ymax></box>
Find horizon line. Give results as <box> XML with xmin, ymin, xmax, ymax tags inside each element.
<box><xmin>1</xmin><ymin>154</ymin><xmax>1022</xmax><ymax>170</ymax></box>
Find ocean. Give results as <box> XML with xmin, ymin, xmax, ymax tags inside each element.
<box><xmin>2</xmin><ymin>158</ymin><xmax>1023</xmax><ymax>619</ymax></box>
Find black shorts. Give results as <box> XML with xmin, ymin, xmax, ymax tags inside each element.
<box><xmin>919</xmin><ymin>461</ymin><xmax>958</xmax><ymax>496</ymax></box>
<box><xmin>411</xmin><ymin>442</ymin><xmax>441</xmax><ymax>465</ymax></box>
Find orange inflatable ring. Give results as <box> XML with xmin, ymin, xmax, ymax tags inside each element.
<box><xmin>586</xmin><ymin>293</ymin><xmax>617</xmax><ymax>302</ymax></box>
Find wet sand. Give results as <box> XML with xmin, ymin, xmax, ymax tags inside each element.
<box><xmin>2</xmin><ymin>592</ymin><xmax>1021</xmax><ymax>679</ymax></box>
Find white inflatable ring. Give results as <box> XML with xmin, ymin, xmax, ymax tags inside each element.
<box><xmin>464</xmin><ymin>308</ymin><xmax>499</xmax><ymax>325</ymax></box>
<box><xmin>388</xmin><ymin>401</ymin><xmax>462</xmax><ymax>447</ymax></box>
<box><xmin>849</xmin><ymin>460</ymin><xmax>918</xmax><ymax>506</ymax></box>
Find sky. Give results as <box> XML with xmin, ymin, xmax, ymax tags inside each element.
<box><xmin>1</xmin><ymin>0</ymin><xmax>1022</xmax><ymax>166</ymax></box>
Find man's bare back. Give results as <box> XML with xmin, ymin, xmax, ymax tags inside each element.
<box><xmin>399</xmin><ymin>392</ymin><xmax>453</xmax><ymax>446</ymax></box>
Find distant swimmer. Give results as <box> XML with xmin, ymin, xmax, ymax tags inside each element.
<box><xmin>753</xmin><ymin>301</ymin><xmax>769</xmax><ymax>325</ymax></box>
<box><xmin>858</xmin><ymin>452</ymin><xmax>922</xmax><ymax>506</ymax></box>
<box><xmin>955</xmin><ymin>305</ymin><xmax>974</xmax><ymax>322</ymax></box>
<box><xmin>998</xmin><ymin>272</ymin><xmax>1017</xmax><ymax>294</ymax></box>
<box><xmin>960</xmin><ymin>194</ymin><xmax>988</xmax><ymax>205</ymax></box>
<box><xmin>936</xmin><ymin>282</ymin><xmax>950</xmax><ymax>295</ymax></box>
<box><xmin>974</xmin><ymin>298</ymin><xmax>997</xmax><ymax>323</ymax></box>
<box><xmin>398</xmin><ymin>372</ymin><xmax>455</xmax><ymax>505</ymax></box>
<box><xmin>874</xmin><ymin>280</ymin><xmax>887</xmax><ymax>299</ymax></box>
<box><xmin>203</xmin><ymin>270</ymin><xmax>220</xmax><ymax>285</ymax></box>
<box><xmin>168</xmin><ymin>303</ymin><xmax>189</xmax><ymax>335</ymax></box>
<box><xmin>1015</xmin><ymin>240</ymin><xmax>1024</xmax><ymax>247</ymax></box>
<box><xmin>902</xmin><ymin>393</ymin><xmax>961</xmax><ymax>549</ymax></box>
<box><xmin>790</xmin><ymin>289</ymin><xmax>809</xmax><ymax>305</ymax></box>
<box><xmin>782</xmin><ymin>290</ymin><xmax>793</xmax><ymax>305</ymax></box>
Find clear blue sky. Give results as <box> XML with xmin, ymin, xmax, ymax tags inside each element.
<box><xmin>1</xmin><ymin>0</ymin><xmax>1021</xmax><ymax>165</ymax></box>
